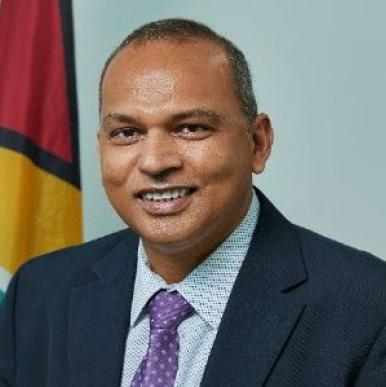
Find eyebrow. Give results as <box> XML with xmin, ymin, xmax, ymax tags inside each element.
<box><xmin>101</xmin><ymin>108</ymin><xmax>221</xmax><ymax>128</ymax></box>
<box><xmin>170</xmin><ymin>109</ymin><xmax>221</xmax><ymax>125</ymax></box>
<box><xmin>101</xmin><ymin>113</ymin><xmax>138</xmax><ymax>128</ymax></box>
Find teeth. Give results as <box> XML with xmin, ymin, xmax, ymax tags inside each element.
<box><xmin>142</xmin><ymin>188</ymin><xmax>190</xmax><ymax>201</ymax></box>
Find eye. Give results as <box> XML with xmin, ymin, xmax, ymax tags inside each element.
<box><xmin>109</xmin><ymin>128</ymin><xmax>143</xmax><ymax>144</ymax></box>
<box><xmin>177</xmin><ymin>124</ymin><xmax>211</xmax><ymax>139</ymax></box>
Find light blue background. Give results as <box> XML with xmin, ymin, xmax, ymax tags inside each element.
<box><xmin>73</xmin><ymin>0</ymin><xmax>386</xmax><ymax>259</ymax></box>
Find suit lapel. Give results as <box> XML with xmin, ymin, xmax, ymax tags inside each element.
<box><xmin>68</xmin><ymin>231</ymin><xmax>138</xmax><ymax>387</ymax></box>
<box><xmin>201</xmin><ymin>190</ymin><xmax>307</xmax><ymax>387</ymax></box>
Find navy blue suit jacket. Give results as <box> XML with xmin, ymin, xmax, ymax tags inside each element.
<box><xmin>1</xmin><ymin>190</ymin><xmax>386</xmax><ymax>386</ymax></box>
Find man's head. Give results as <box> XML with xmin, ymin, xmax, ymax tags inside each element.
<box><xmin>98</xmin><ymin>18</ymin><xmax>273</xmax><ymax>260</ymax></box>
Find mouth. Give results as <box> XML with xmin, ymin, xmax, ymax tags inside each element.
<box><xmin>135</xmin><ymin>186</ymin><xmax>197</xmax><ymax>215</ymax></box>
<box><xmin>136</xmin><ymin>186</ymin><xmax>196</xmax><ymax>201</ymax></box>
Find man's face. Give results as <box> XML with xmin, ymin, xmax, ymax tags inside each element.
<box><xmin>99</xmin><ymin>39</ymin><xmax>270</xmax><ymax>255</ymax></box>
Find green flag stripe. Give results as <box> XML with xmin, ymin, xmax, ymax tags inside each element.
<box><xmin>0</xmin><ymin>290</ymin><xmax>4</xmax><ymax>305</ymax></box>
<box><xmin>0</xmin><ymin>266</ymin><xmax>11</xmax><ymax>295</ymax></box>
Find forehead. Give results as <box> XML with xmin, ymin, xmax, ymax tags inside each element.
<box><xmin>100</xmin><ymin>39</ymin><xmax>239</xmax><ymax>115</ymax></box>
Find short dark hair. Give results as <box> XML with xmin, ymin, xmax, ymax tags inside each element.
<box><xmin>99</xmin><ymin>18</ymin><xmax>258</xmax><ymax>122</ymax></box>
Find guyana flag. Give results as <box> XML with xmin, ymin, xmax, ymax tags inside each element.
<box><xmin>0</xmin><ymin>0</ymin><xmax>82</xmax><ymax>302</ymax></box>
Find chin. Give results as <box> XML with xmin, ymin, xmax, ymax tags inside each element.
<box><xmin>138</xmin><ymin>226</ymin><xmax>193</xmax><ymax>246</ymax></box>
<box><xmin>131</xmin><ymin>217</ymin><xmax>207</xmax><ymax>251</ymax></box>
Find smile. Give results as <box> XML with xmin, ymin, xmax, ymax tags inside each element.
<box><xmin>141</xmin><ymin>187</ymin><xmax>194</xmax><ymax>201</ymax></box>
<box><xmin>136</xmin><ymin>187</ymin><xmax>197</xmax><ymax>215</ymax></box>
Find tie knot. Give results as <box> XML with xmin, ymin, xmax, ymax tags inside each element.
<box><xmin>148</xmin><ymin>290</ymin><xmax>193</xmax><ymax>330</ymax></box>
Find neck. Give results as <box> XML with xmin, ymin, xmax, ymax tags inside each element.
<box><xmin>143</xmin><ymin>246</ymin><xmax>205</xmax><ymax>284</ymax></box>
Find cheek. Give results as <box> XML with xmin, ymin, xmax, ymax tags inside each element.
<box><xmin>186</xmin><ymin>139</ymin><xmax>251</xmax><ymax>185</ymax></box>
<box><xmin>100</xmin><ymin>148</ymin><xmax>134</xmax><ymax>187</ymax></box>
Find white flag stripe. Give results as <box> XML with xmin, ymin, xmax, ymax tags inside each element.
<box><xmin>0</xmin><ymin>266</ymin><xmax>11</xmax><ymax>293</ymax></box>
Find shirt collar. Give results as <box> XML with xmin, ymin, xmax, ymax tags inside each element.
<box><xmin>130</xmin><ymin>189</ymin><xmax>260</xmax><ymax>330</ymax></box>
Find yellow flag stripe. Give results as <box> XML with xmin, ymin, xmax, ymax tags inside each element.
<box><xmin>0</xmin><ymin>147</ymin><xmax>83</xmax><ymax>274</ymax></box>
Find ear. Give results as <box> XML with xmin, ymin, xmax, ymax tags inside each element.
<box><xmin>96</xmin><ymin>130</ymin><xmax>101</xmax><ymax>155</ymax></box>
<box><xmin>250</xmin><ymin>113</ymin><xmax>274</xmax><ymax>174</ymax></box>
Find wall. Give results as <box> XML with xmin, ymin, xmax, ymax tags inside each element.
<box><xmin>73</xmin><ymin>0</ymin><xmax>386</xmax><ymax>259</ymax></box>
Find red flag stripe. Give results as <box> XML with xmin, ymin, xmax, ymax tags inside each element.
<box><xmin>0</xmin><ymin>0</ymin><xmax>73</xmax><ymax>163</ymax></box>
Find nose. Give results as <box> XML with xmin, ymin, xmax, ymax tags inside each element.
<box><xmin>137</xmin><ymin>130</ymin><xmax>183</xmax><ymax>178</ymax></box>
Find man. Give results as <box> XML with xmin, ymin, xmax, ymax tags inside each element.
<box><xmin>1</xmin><ymin>18</ymin><xmax>386</xmax><ymax>387</ymax></box>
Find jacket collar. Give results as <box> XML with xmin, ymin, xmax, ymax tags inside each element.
<box><xmin>68</xmin><ymin>231</ymin><xmax>139</xmax><ymax>387</ymax></box>
<box><xmin>201</xmin><ymin>187</ymin><xmax>307</xmax><ymax>386</ymax></box>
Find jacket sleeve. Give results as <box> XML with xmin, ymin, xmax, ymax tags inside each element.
<box><xmin>0</xmin><ymin>273</ymin><xmax>19</xmax><ymax>387</ymax></box>
<box><xmin>355</xmin><ymin>321</ymin><xmax>386</xmax><ymax>386</ymax></box>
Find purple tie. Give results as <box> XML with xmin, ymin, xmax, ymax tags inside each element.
<box><xmin>130</xmin><ymin>290</ymin><xmax>193</xmax><ymax>387</ymax></box>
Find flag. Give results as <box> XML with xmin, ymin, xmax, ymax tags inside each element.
<box><xmin>0</xmin><ymin>0</ymin><xmax>82</xmax><ymax>302</ymax></box>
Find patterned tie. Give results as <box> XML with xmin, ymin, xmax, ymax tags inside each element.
<box><xmin>130</xmin><ymin>290</ymin><xmax>193</xmax><ymax>387</ymax></box>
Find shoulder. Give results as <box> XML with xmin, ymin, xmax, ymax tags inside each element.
<box><xmin>15</xmin><ymin>228</ymin><xmax>136</xmax><ymax>292</ymax></box>
<box><xmin>294</xmin><ymin>224</ymin><xmax>386</xmax><ymax>295</ymax></box>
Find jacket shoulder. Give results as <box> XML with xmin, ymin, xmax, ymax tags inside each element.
<box><xmin>295</xmin><ymin>225</ymin><xmax>386</xmax><ymax>292</ymax></box>
<box><xmin>16</xmin><ymin>228</ymin><xmax>135</xmax><ymax>288</ymax></box>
